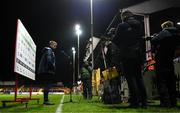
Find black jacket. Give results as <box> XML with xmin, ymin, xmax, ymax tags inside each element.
<box><xmin>37</xmin><ymin>47</ymin><xmax>56</xmax><ymax>75</ymax></box>
<box><xmin>106</xmin><ymin>42</ymin><xmax>121</xmax><ymax>68</ymax></box>
<box><xmin>113</xmin><ymin>17</ymin><xmax>144</xmax><ymax>60</ymax></box>
<box><xmin>151</xmin><ymin>27</ymin><xmax>180</xmax><ymax>66</ymax></box>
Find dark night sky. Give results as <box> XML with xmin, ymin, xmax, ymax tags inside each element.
<box><xmin>0</xmin><ymin>0</ymin><xmax>146</xmax><ymax>84</ymax></box>
<box><xmin>3</xmin><ymin>0</ymin><xmax>178</xmax><ymax>85</ymax></box>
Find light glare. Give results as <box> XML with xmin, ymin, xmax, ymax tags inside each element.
<box><xmin>75</xmin><ymin>24</ymin><xmax>82</xmax><ymax>36</ymax></box>
<box><xmin>75</xmin><ymin>24</ymin><xmax>80</xmax><ymax>31</ymax></box>
<box><xmin>72</xmin><ymin>47</ymin><xmax>75</xmax><ymax>51</ymax></box>
<box><xmin>76</xmin><ymin>29</ymin><xmax>82</xmax><ymax>35</ymax></box>
<box><xmin>177</xmin><ymin>22</ymin><xmax>180</xmax><ymax>25</ymax></box>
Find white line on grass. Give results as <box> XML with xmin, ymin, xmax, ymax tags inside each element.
<box><xmin>55</xmin><ymin>95</ymin><xmax>65</xmax><ymax>113</ymax></box>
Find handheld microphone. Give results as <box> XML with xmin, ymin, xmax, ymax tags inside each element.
<box><xmin>61</xmin><ymin>50</ymin><xmax>70</xmax><ymax>59</ymax></box>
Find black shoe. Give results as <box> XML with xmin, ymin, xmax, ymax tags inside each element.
<box><xmin>140</xmin><ymin>104</ymin><xmax>147</xmax><ymax>109</ymax></box>
<box><xmin>169</xmin><ymin>103</ymin><xmax>177</xmax><ymax>108</ymax></box>
<box><xmin>170</xmin><ymin>101</ymin><xmax>177</xmax><ymax>108</ymax></box>
<box><xmin>160</xmin><ymin>103</ymin><xmax>171</xmax><ymax>108</ymax></box>
<box><xmin>43</xmin><ymin>102</ymin><xmax>55</xmax><ymax>105</ymax></box>
<box><xmin>140</xmin><ymin>101</ymin><xmax>147</xmax><ymax>108</ymax></box>
<box><xmin>128</xmin><ymin>103</ymin><xmax>140</xmax><ymax>108</ymax></box>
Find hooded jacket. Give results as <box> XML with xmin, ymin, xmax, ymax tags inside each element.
<box><xmin>38</xmin><ymin>47</ymin><xmax>56</xmax><ymax>75</ymax></box>
<box><xmin>80</xmin><ymin>63</ymin><xmax>92</xmax><ymax>80</ymax></box>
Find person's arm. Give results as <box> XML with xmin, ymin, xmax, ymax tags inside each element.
<box><xmin>151</xmin><ymin>30</ymin><xmax>172</xmax><ymax>45</ymax></box>
<box><xmin>113</xmin><ymin>24</ymin><xmax>123</xmax><ymax>40</ymax></box>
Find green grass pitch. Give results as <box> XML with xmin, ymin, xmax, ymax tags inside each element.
<box><xmin>0</xmin><ymin>94</ymin><xmax>180</xmax><ymax>113</ymax></box>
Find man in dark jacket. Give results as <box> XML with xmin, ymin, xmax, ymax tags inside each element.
<box><xmin>151</xmin><ymin>21</ymin><xmax>180</xmax><ymax>107</ymax></box>
<box><xmin>80</xmin><ymin>61</ymin><xmax>92</xmax><ymax>99</ymax></box>
<box><xmin>113</xmin><ymin>10</ymin><xmax>147</xmax><ymax>108</ymax></box>
<box><xmin>38</xmin><ymin>40</ymin><xmax>57</xmax><ymax>105</ymax></box>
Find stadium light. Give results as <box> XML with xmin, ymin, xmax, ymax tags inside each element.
<box><xmin>75</xmin><ymin>24</ymin><xmax>82</xmax><ymax>79</ymax></box>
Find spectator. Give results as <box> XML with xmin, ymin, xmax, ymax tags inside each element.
<box><xmin>38</xmin><ymin>40</ymin><xmax>57</xmax><ymax>105</ymax></box>
<box><xmin>113</xmin><ymin>10</ymin><xmax>147</xmax><ymax>108</ymax></box>
<box><xmin>151</xmin><ymin>21</ymin><xmax>180</xmax><ymax>107</ymax></box>
<box><xmin>80</xmin><ymin>61</ymin><xmax>92</xmax><ymax>99</ymax></box>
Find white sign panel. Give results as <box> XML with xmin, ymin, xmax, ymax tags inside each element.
<box><xmin>14</xmin><ymin>19</ymin><xmax>36</xmax><ymax>80</ymax></box>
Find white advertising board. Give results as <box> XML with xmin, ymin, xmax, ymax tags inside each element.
<box><xmin>14</xmin><ymin>19</ymin><xmax>36</xmax><ymax>80</ymax></box>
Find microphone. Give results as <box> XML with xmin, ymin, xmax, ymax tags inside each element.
<box><xmin>60</xmin><ymin>50</ymin><xmax>65</xmax><ymax>53</ymax></box>
<box><xmin>60</xmin><ymin>50</ymin><xmax>70</xmax><ymax>59</ymax></box>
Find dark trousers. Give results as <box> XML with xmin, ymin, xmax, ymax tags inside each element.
<box><xmin>82</xmin><ymin>79</ymin><xmax>92</xmax><ymax>99</ymax></box>
<box><xmin>43</xmin><ymin>83</ymin><xmax>52</xmax><ymax>102</ymax></box>
<box><xmin>156</xmin><ymin>63</ymin><xmax>177</xmax><ymax>106</ymax></box>
<box><xmin>121</xmin><ymin>59</ymin><xmax>147</xmax><ymax>105</ymax></box>
<box><xmin>38</xmin><ymin>73</ymin><xmax>54</xmax><ymax>103</ymax></box>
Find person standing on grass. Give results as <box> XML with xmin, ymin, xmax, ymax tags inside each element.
<box><xmin>113</xmin><ymin>10</ymin><xmax>147</xmax><ymax>108</ymax></box>
<box><xmin>151</xmin><ymin>21</ymin><xmax>180</xmax><ymax>107</ymax></box>
<box><xmin>38</xmin><ymin>40</ymin><xmax>57</xmax><ymax>105</ymax></box>
<box><xmin>80</xmin><ymin>61</ymin><xmax>92</xmax><ymax>99</ymax></box>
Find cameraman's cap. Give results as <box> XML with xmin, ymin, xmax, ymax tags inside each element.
<box><xmin>161</xmin><ymin>21</ymin><xmax>174</xmax><ymax>29</ymax></box>
<box><xmin>121</xmin><ymin>10</ymin><xmax>134</xmax><ymax>21</ymax></box>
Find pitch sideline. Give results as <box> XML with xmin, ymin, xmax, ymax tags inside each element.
<box><xmin>55</xmin><ymin>95</ymin><xmax>65</xmax><ymax>113</ymax></box>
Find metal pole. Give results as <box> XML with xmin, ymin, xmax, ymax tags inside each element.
<box><xmin>144</xmin><ymin>15</ymin><xmax>151</xmax><ymax>61</ymax></box>
<box><xmin>70</xmin><ymin>89</ymin><xmax>72</xmax><ymax>102</ymax></box>
<box><xmin>15</xmin><ymin>74</ymin><xmax>18</xmax><ymax>101</ymax></box>
<box><xmin>90</xmin><ymin>0</ymin><xmax>94</xmax><ymax>71</ymax></box>
<box><xmin>30</xmin><ymin>83</ymin><xmax>32</xmax><ymax>99</ymax></box>
<box><xmin>70</xmin><ymin>52</ymin><xmax>73</xmax><ymax>102</ymax></box>
<box><xmin>73</xmin><ymin>50</ymin><xmax>76</xmax><ymax>85</ymax></box>
<box><xmin>78</xmin><ymin>34</ymin><xmax>80</xmax><ymax>79</ymax></box>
